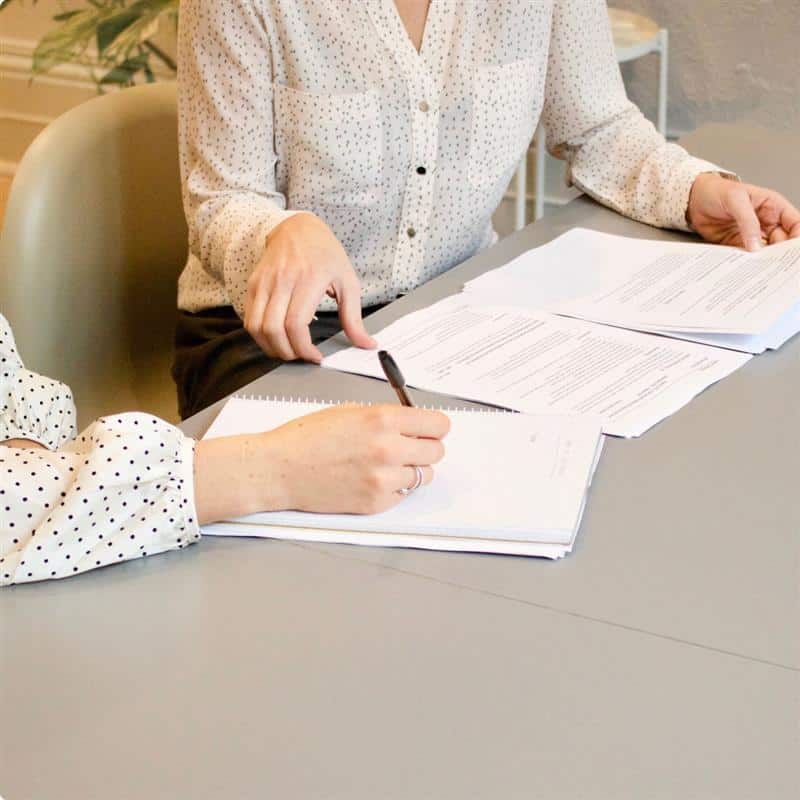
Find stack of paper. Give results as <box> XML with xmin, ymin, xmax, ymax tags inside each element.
<box><xmin>323</xmin><ymin>295</ymin><xmax>750</xmax><ymax>438</ymax></box>
<box><xmin>465</xmin><ymin>228</ymin><xmax>800</xmax><ymax>354</ymax></box>
<box><xmin>201</xmin><ymin>397</ymin><xmax>605</xmax><ymax>558</ymax></box>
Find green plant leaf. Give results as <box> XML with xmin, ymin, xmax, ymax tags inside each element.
<box><xmin>53</xmin><ymin>10</ymin><xmax>81</xmax><ymax>22</ymax></box>
<box><xmin>96</xmin><ymin>8</ymin><xmax>141</xmax><ymax>54</ymax></box>
<box><xmin>32</xmin><ymin>8</ymin><xmax>102</xmax><ymax>74</ymax></box>
<box><xmin>99</xmin><ymin>52</ymin><xmax>149</xmax><ymax>86</ymax></box>
<box><xmin>98</xmin><ymin>4</ymin><xmax>175</xmax><ymax>71</ymax></box>
<box><xmin>25</xmin><ymin>0</ymin><xmax>180</xmax><ymax>86</ymax></box>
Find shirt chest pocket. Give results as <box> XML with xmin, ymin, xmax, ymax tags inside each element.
<box><xmin>469</xmin><ymin>58</ymin><xmax>541</xmax><ymax>191</ymax></box>
<box><xmin>274</xmin><ymin>84</ymin><xmax>383</xmax><ymax>207</ymax></box>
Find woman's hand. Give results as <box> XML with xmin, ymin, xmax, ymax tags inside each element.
<box><xmin>244</xmin><ymin>213</ymin><xmax>377</xmax><ymax>363</ymax></box>
<box><xmin>193</xmin><ymin>405</ymin><xmax>450</xmax><ymax>523</ymax></box>
<box><xmin>687</xmin><ymin>173</ymin><xmax>800</xmax><ymax>251</ymax></box>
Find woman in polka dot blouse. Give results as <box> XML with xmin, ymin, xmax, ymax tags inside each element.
<box><xmin>173</xmin><ymin>0</ymin><xmax>800</xmax><ymax>417</ymax></box>
<box><xmin>0</xmin><ymin>314</ymin><xmax>449</xmax><ymax>585</ymax></box>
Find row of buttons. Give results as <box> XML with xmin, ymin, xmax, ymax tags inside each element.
<box><xmin>407</xmin><ymin>99</ymin><xmax>431</xmax><ymax>239</ymax></box>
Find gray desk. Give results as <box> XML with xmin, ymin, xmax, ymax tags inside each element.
<box><xmin>2</xmin><ymin>127</ymin><xmax>798</xmax><ymax>800</ymax></box>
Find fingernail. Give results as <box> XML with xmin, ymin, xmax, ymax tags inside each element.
<box><xmin>745</xmin><ymin>236</ymin><xmax>762</xmax><ymax>252</ymax></box>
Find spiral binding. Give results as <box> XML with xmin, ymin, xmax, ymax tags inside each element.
<box><xmin>231</xmin><ymin>393</ymin><xmax>515</xmax><ymax>414</ymax></box>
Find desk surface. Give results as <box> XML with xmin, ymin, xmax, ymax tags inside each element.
<box><xmin>2</xmin><ymin>126</ymin><xmax>798</xmax><ymax>800</ymax></box>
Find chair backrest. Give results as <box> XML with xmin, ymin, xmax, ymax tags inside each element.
<box><xmin>0</xmin><ymin>81</ymin><xmax>186</xmax><ymax>426</ymax></box>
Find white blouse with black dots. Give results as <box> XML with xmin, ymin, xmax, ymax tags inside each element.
<box><xmin>177</xmin><ymin>0</ymin><xmax>725</xmax><ymax>318</ymax></box>
<box><xmin>1</xmin><ymin>314</ymin><xmax>200</xmax><ymax>586</ymax></box>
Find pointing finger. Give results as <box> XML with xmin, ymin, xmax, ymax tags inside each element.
<box><xmin>726</xmin><ymin>186</ymin><xmax>763</xmax><ymax>251</ymax></box>
<box><xmin>336</xmin><ymin>274</ymin><xmax>378</xmax><ymax>350</ymax></box>
<box><xmin>285</xmin><ymin>279</ymin><xmax>328</xmax><ymax>363</ymax></box>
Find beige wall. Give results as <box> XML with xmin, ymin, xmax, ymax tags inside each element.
<box><xmin>1</xmin><ymin>1</ymin><xmax>96</xmax><ymax>168</ymax></box>
<box><xmin>1</xmin><ymin>0</ymin><xmax>70</xmax><ymax>39</ymax></box>
<box><xmin>0</xmin><ymin>1</ymin><xmax>174</xmax><ymax>168</ymax></box>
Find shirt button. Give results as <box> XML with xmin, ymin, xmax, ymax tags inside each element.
<box><xmin>416</xmin><ymin>166</ymin><xmax>427</xmax><ymax>175</ymax></box>
<box><xmin>418</xmin><ymin>100</ymin><xmax>430</xmax><ymax>113</ymax></box>
<box><xmin>406</xmin><ymin>227</ymin><xmax>417</xmax><ymax>239</ymax></box>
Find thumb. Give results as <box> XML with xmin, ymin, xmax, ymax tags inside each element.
<box><xmin>335</xmin><ymin>276</ymin><xmax>377</xmax><ymax>349</ymax></box>
<box><xmin>727</xmin><ymin>186</ymin><xmax>763</xmax><ymax>251</ymax></box>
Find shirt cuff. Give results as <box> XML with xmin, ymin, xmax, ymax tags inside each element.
<box><xmin>178</xmin><ymin>436</ymin><xmax>202</xmax><ymax>543</ymax></box>
<box><xmin>665</xmin><ymin>156</ymin><xmax>739</xmax><ymax>233</ymax></box>
<box><xmin>224</xmin><ymin>207</ymin><xmax>312</xmax><ymax>317</ymax></box>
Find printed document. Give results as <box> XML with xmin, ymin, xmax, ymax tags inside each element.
<box><xmin>323</xmin><ymin>295</ymin><xmax>750</xmax><ymax>437</ymax></box>
<box><xmin>465</xmin><ymin>228</ymin><xmax>800</xmax><ymax>353</ymax></box>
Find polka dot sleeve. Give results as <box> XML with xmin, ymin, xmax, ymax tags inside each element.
<box><xmin>178</xmin><ymin>0</ymin><xmax>305</xmax><ymax>316</ymax></box>
<box><xmin>1</xmin><ymin>413</ymin><xmax>200</xmax><ymax>586</ymax></box>
<box><xmin>542</xmin><ymin>0</ymin><xmax>735</xmax><ymax>232</ymax></box>
<box><xmin>1</xmin><ymin>314</ymin><xmax>77</xmax><ymax>449</ymax></box>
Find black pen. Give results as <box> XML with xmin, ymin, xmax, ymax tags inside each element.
<box><xmin>378</xmin><ymin>350</ymin><xmax>415</xmax><ymax>407</ymax></box>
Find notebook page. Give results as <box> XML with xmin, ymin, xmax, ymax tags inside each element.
<box><xmin>205</xmin><ymin>410</ymin><xmax>605</xmax><ymax>558</ymax></box>
<box><xmin>203</xmin><ymin>521</ymin><xmax>576</xmax><ymax>559</ymax></box>
<box><xmin>202</xmin><ymin>397</ymin><xmax>604</xmax><ymax>546</ymax></box>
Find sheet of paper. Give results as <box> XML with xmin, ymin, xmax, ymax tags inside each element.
<box><xmin>323</xmin><ymin>295</ymin><xmax>750</xmax><ymax>437</ymax></box>
<box><xmin>464</xmin><ymin>228</ymin><xmax>800</xmax><ymax>348</ymax></box>
<box><xmin>635</xmin><ymin>301</ymin><xmax>800</xmax><ymax>354</ymax></box>
<box><xmin>203</xmin><ymin>521</ymin><xmax>575</xmax><ymax>559</ymax></box>
<box><xmin>202</xmin><ymin>398</ymin><xmax>604</xmax><ymax>555</ymax></box>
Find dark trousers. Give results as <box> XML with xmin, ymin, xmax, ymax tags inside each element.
<box><xmin>172</xmin><ymin>306</ymin><xmax>382</xmax><ymax>419</ymax></box>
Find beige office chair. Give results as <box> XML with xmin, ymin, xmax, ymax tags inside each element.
<box><xmin>0</xmin><ymin>81</ymin><xmax>186</xmax><ymax>427</ymax></box>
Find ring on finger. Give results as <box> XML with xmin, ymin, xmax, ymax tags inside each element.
<box><xmin>397</xmin><ymin>465</ymin><xmax>424</xmax><ymax>496</ymax></box>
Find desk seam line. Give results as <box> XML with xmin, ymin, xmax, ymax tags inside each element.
<box><xmin>294</xmin><ymin>543</ymin><xmax>799</xmax><ymax>673</ymax></box>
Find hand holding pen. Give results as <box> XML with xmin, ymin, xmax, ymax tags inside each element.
<box><xmin>377</xmin><ymin>349</ymin><xmax>451</xmax><ymax>496</ymax></box>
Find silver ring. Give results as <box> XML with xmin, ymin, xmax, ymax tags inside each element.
<box><xmin>397</xmin><ymin>465</ymin><xmax>424</xmax><ymax>496</ymax></box>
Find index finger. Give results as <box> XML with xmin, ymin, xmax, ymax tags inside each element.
<box><xmin>371</xmin><ymin>405</ymin><xmax>451</xmax><ymax>439</ymax></box>
<box><xmin>726</xmin><ymin>185</ymin><xmax>763</xmax><ymax>251</ymax></box>
<box><xmin>285</xmin><ymin>278</ymin><xmax>330</xmax><ymax>363</ymax></box>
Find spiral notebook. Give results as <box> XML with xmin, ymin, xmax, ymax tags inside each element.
<box><xmin>200</xmin><ymin>397</ymin><xmax>605</xmax><ymax>558</ymax></box>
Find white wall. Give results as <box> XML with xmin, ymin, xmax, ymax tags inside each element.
<box><xmin>614</xmin><ymin>0</ymin><xmax>800</xmax><ymax>135</ymax></box>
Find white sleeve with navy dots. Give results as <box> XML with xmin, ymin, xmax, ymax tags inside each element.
<box><xmin>176</xmin><ymin>0</ymin><xmax>733</xmax><ymax>320</ymax></box>
<box><xmin>1</xmin><ymin>314</ymin><xmax>77</xmax><ymax>449</ymax></box>
<box><xmin>541</xmin><ymin>0</ymin><xmax>729</xmax><ymax>230</ymax></box>
<box><xmin>177</xmin><ymin>0</ymin><xmax>306</xmax><ymax>317</ymax></box>
<box><xmin>1</xmin><ymin>315</ymin><xmax>201</xmax><ymax>587</ymax></box>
